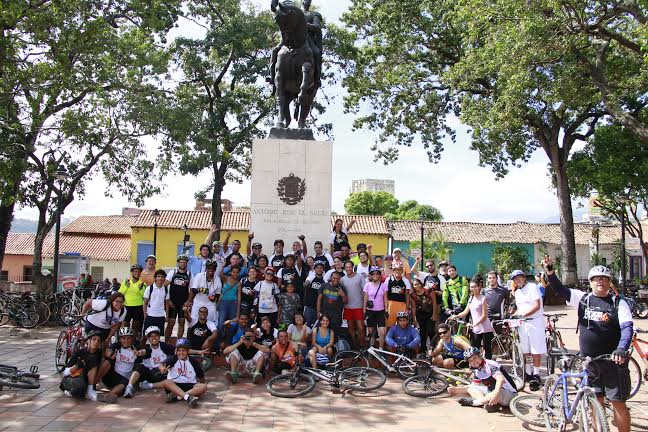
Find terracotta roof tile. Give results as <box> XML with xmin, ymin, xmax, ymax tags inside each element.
<box><xmin>5</xmin><ymin>233</ymin><xmax>37</xmax><ymax>256</ymax></box>
<box><xmin>63</xmin><ymin>215</ymin><xmax>135</xmax><ymax>235</ymax></box>
<box><xmin>333</xmin><ymin>215</ymin><xmax>388</xmax><ymax>234</ymax></box>
<box><xmin>42</xmin><ymin>234</ymin><xmax>131</xmax><ymax>261</ymax></box>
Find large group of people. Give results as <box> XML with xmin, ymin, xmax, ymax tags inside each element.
<box><xmin>59</xmin><ymin>220</ymin><xmax>634</xmax><ymax>432</ymax></box>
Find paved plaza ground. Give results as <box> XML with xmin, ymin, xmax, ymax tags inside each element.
<box><xmin>0</xmin><ymin>304</ymin><xmax>646</xmax><ymax>432</ymax></box>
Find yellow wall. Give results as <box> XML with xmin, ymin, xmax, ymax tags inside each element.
<box><xmin>131</xmin><ymin>228</ymin><xmax>389</xmax><ymax>268</ymax></box>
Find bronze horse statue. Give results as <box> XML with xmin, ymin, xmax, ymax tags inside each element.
<box><xmin>270</xmin><ymin>0</ymin><xmax>319</xmax><ymax>129</ymax></box>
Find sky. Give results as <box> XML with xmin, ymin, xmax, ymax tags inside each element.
<box><xmin>14</xmin><ymin>1</ymin><xmax>588</xmax><ymax>224</ymax></box>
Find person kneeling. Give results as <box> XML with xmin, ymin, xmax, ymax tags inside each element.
<box><xmin>159</xmin><ymin>338</ymin><xmax>207</xmax><ymax>407</ymax></box>
<box><xmin>385</xmin><ymin>311</ymin><xmax>421</xmax><ymax>358</ymax></box>
<box><xmin>222</xmin><ymin>328</ymin><xmax>270</xmax><ymax>384</ymax></box>
<box><xmin>60</xmin><ymin>330</ymin><xmax>104</xmax><ymax>401</ymax></box>
<box><xmin>448</xmin><ymin>348</ymin><xmax>518</xmax><ymax>412</ymax></box>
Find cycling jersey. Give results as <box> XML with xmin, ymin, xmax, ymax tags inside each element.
<box><xmin>386</xmin><ymin>325</ymin><xmax>421</xmax><ymax>349</ymax></box>
<box><xmin>118</xmin><ymin>278</ymin><xmax>146</xmax><ymax>307</ymax></box>
<box><xmin>442</xmin><ymin>275</ymin><xmax>469</xmax><ymax>310</ymax></box>
<box><xmin>442</xmin><ymin>336</ymin><xmax>466</xmax><ymax>359</ymax></box>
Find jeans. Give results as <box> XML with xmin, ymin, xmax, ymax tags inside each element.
<box><xmin>217</xmin><ymin>300</ymin><xmax>238</xmax><ymax>331</ymax></box>
<box><xmin>303</xmin><ymin>306</ymin><xmax>317</xmax><ymax>327</ymax></box>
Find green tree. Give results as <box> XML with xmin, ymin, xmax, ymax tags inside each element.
<box><xmin>344</xmin><ymin>191</ymin><xmax>399</xmax><ymax>216</ymax></box>
<box><xmin>408</xmin><ymin>232</ymin><xmax>453</xmax><ymax>263</ymax></box>
<box><xmin>385</xmin><ymin>200</ymin><xmax>443</xmax><ymax>221</ymax></box>
<box><xmin>337</xmin><ymin>0</ymin><xmax>647</xmax><ymax>284</ymax></box>
<box><xmin>568</xmin><ymin>124</ymin><xmax>648</xmax><ymax>264</ymax></box>
<box><xmin>490</xmin><ymin>243</ymin><xmax>531</xmax><ymax>280</ymax></box>
<box><xmin>0</xmin><ymin>0</ymin><xmax>179</xmax><ymax>278</ymax></box>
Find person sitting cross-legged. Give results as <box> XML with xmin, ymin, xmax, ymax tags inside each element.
<box><xmin>385</xmin><ymin>311</ymin><xmax>421</xmax><ymax>357</ymax></box>
<box><xmin>159</xmin><ymin>338</ymin><xmax>207</xmax><ymax>407</ymax></box>
<box><xmin>131</xmin><ymin>326</ymin><xmax>175</xmax><ymax>395</ymax></box>
<box><xmin>222</xmin><ymin>327</ymin><xmax>270</xmax><ymax>384</ymax></box>
<box><xmin>449</xmin><ymin>348</ymin><xmax>518</xmax><ymax>412</ymax></box>
<box><xmin>269</xmin><ymin>330</ymin><xmax>301</xmax><ymax>374</ymax></box>
<box><xmin>186</xmin><ymin>306</ymin><xmax>218</xmax><ymax>371</ymax></box>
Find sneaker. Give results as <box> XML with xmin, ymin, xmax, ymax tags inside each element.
<box><xmin>86</xmin><ymin>388</ymin><xmax>98</xmax><ymax>401</ymax></box>
<box><xmin>484</xmin><ymin>403</ymin><xmax>501</xmax><ymax>413</ymax></box>
<box><xmin>166</xmin><ymin>393</ymin><xmax>180</xmax><ymax>403</ymax></box>
<box><xmin>529</xmin><ymin>375</ymin><xmax>541</xmax><ymax>391</ymax></box>
<box><xmin>225</xmin><ymin>371</ymin><xmax>238</xmax><ymax>384</ymax></box>
<box><xmin>458</xmin><ymin>397</ymin><xmax>475</xmax><ymax>407</ymax></box>
<box><xmin>123</xmin><ymin>384</ymin><xmax>134</xmax><ymax>398</ymax></box>
<box><xmin>63</xmin><ymin>390</ymin><xmax>73</xmax><ymax>398</ymax></box>
<box><xmin>251</xmin><ymin>371</ymin><xmax>262</xmax><ymax>384</ymax></box>
<box><xmin>139</xmin><ymin>381</ymin><xmax>153</xmax><ymax>390</ymax></box>
<box><xmin>187</xmin><ymin>395</ymin><xmax>198</xmax><ymax>408</ymax></box>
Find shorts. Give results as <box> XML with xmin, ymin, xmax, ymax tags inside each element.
<box><xmin>467</xmin><ymin>383</ymin><xmax>516</xmax><ymax>406</ymax></box>
<box><xmin>588</xmin><ymin>359</ymin><xmax>631</xmax><ymax>402</ymax></box>
<box><xmin>386</xmin><ymin>301</ymin><xmax>406</xmax><ymax>328</ymax></box>
<box><xmin>165</xmin><ymin>382</ymin><xmax>195</xmax><ymax>394</ymax></box>
<box><xmin>226</xmin><ymin>349</ymin><xmax>265</xmax><ymax>377</ymax></box>
<box><xmin>143</xmin><ymin>315</ymin><xmax>166</xmax><ymax>335</ymax></box>
<box><xmin>167</xmin><ymin>301</ymin><xmax>187</xmax><ymax>320</ymax></box>
<box><xmin>134</xmin><ymin>364</ymin><xmax>167</xmax><ymax>383</ymax></box>
<box><xmin>518</xmin><ymin>319</ymin><xmax>547</xmax><ymax>355</ymax></box>
<box><xmin>101</xmin><ymin>370</ymin><xmax>130</xmax><ymax>389</ymax></box>
<box><xmin>366</xmin><ymin>310</ymin><xmax>386</xmax><ymax>328</ymax></box>
<box><xmin>124</xmin><ymin>305</ymin><xmax>144</xmax><ymax>324</ymax></box>
<box><xmin>84</xmin><ymin>322</ymin><xmax>110</xmax><ymax>340</ymax></box>
<box><xmin>442</xmin><ymin>354</ymin><xmax>468</xmax><ymax>369</ymax></box>
<box><xmin>343</xmin><ymin>308</ymin><xmax>364</xmax><ymax>321</ymax></box>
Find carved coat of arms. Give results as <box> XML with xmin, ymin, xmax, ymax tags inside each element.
<box><xmin>277</xmin><ymin>173</ymin><xmax>306</xmax><ymax>205</ymax></box>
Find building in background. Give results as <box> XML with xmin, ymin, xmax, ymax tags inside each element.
<box><xmin>351</xmin><ymin>179</ymin><xmax>395</xmax><ymax>195</ymax></box>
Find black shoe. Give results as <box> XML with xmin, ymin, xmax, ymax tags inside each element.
<box><xmin>458</xmin><ymin>397</ymin><xmax>475</xmax><ymax>407</ymax></box>
<box><xmin>187</xmin><ymin>395</ymin><xmax>198</xmax><ymax>408</ymax></box>
<box><xmin>484</xmin><ymin>403</ymin><xmax>501</xmax><ymax>413</ymax></box>
<box><xmin>529</xmin><ymin>375</ymin><xmax>541</xmax><ymax>391</ymax></box>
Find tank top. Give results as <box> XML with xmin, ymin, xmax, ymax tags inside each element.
<box><xmin>221</xmin><ymin>281</ymin><xmax>238</xmax><ymax>302</ymax></box>
<box><xmin>315</xmin><ymin>327</ymin><xmax>331</xmax><ymax>346</ymax></box>
<box><xmin>240</xmin><ymin>278</ymin><xmax>257</xmax><ymax>309</ymax></box>
<box><xmin>442</xmin><ymin>336</ymin><xmax>465</xmax><ymax>358</ymax></box>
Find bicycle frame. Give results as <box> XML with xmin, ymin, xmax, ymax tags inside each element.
<box><xmin>428</xmin><ymin>365</ymin><xmax>471</xmax><ymax>385</ymax></box>
<box><xmin>547</xmin><ymin>368</ymin><xmax>590</xmax><ymax>421</ymax></box>
<box><xmin>632</xmin><ymin>331</ymin><xmax>648</xmax><ymax>374</ymax></box>
<box><xmin>364</xmin><ymin>346</ymin><xmax>415</xmax><ymax>373</ymax></box>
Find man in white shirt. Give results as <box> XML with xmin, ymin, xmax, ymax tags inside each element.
<box><xmin>510</xmin><ymin>269</ymin><xmax>545</xmax><ymax>391</ymax></box>
<box><xmin>142</xmin><ymin>269</ymin><xmax>170</xmax><ymax>345</ymax></box>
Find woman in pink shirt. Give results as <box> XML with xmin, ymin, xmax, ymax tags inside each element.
<box><xmin>450</xmin><ymin>275</ymin><xmax>494</xmax><ymax>359</ymax></box>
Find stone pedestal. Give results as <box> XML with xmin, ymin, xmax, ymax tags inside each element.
<box><xmin>250</xmin><ymin>137</ymin><xmax>332</xmax><ymax>252</ymax></box>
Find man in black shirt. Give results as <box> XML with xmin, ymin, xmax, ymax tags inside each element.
<box><xmin>165</xmin><ymin>254</ymin><xmax>191</xmax><ymax>340</ymax></box>
<box><xmin>312</xmin><ymin>241</ymin><xmax>333</xmax><ymax>271</ymax></box>
<box><xmin>484</xmin><ymin>271</ymin><xmax>509</xmax><ymax>332</ymax></box>
<box><xmin>269</xmin><ymin>239</ymin><xmax>286</xmax><ymax>270</ymax></box>
<box><xmin>222</xmin><ymin>328</ymin><xmax>270</xmax><ymax>384</ymax></box>
<box><xmin>304</xmin><ymin>262</ymin><xmax>326</xmax><ymax>326</ymax></box>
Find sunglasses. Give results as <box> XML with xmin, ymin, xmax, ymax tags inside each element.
<box><xmin>426</xmin><ymin>264</ymin><xmax>435</xmax><ymax>267</ymax></box>
<box><xmin>438</xmin><ymin>330</ymin><xmax>449</xmax><ymax>336</ymax></box>
<box><xmin>265</xmin><ymin>272</ymin><xmax>274</xmax><ymax>276</ymax></box>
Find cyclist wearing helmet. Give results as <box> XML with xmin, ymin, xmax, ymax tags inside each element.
<box><xmin>543</xmin><ymin>256</ymin><xmax>632</xmax><ymax>432</ymax></box>
<box><xmin>127</xmin><ymin>326</ymin><xmax>175</xmax><ymax>397</ymax></box>
<box><xmin>60</xmin><ymin>330</ymin><xmax>104</xmax><ymax>401</ymax></box>
<box><xmin>159</xmin><ymin>338</ymin><xmax>207</xmax><ymax>407</ymax></box>
<box><xmin>97</xmin><ymin>327</ymin><xmax>145</xmax><ymax>400</ymax></box>
<box><xmin>385</xmin><ymin>311</ymin><xmax>420</xmax><ymax>355</ymax></box>
<box><xmin>246</xmin><ymin>232</ymin><xmax>263</xmax><ymax>268</ymax></box>
<box><xmin>119</xmin><ymin>264</ymin><xmax>147</xmax><ymax>336</ymax></box>
<box><xmin>187</xmin><ymin>260</ymin><xmax>222</xmax><ymax>324</ymax></box>
<box><xmin>449</xmin><ymin>347</ymin><xmax>518</xmax><ymax>412</ymax></box>
<box><xmin>363</xmin><ymin>266</ymin><xmax>389</xmax><ymax>348</ymax></box>
<box><xmin>509</xmin><ymin>269</ymin><xmax>545</xmax><ymax>391</ymax></box>
<box><xmin>164</xmin><ymin>254</ymin><xmax>192</xmax><ymax>340</ymax></box>
<box><xmin>141</xmin><ymin>269</ymin><xmax>170</xmax><ymax>346</ymax></box>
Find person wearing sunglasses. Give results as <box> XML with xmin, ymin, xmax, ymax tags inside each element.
<box><xmin>428</xmin><ymin>323</ymin><xmax>472</xmax><ymax>369</ymax></box>
<box><xmin>253</xmin><ymin>267</ymin><xmax>281</xmax><ymax>327</ymax></box>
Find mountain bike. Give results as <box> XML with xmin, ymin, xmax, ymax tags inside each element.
<box><xmin>543</xmin><ymin>354</ymin><xmax>612</xmax><ymax>432</ymax></box>
<box><xmin>569</xmin><ymin>347</ymin><xmax>642</xmax><ymax>400</ymax></box>
<box><xmin>334</xmin><ymin>345</ymin><xmax>431</xmax><ymax>378</ymax></box>
<box><xmin>509</xmin><ymin>394</ymin><xmax>545</xmax><ymax>427</ymax></box>
<box><xmin>491</xmin><ymin>318</ymin><xmax>527</xmax><ymax>390</ymax></box>
<box><xmin>266</xmin><ymin>358</ymin><xmax>386</xmax><ymax>398</ymax></box>
<box><xmin>401</xmin><ymin>362</ymin><xmax>471</xmax><ymax>397</ymax></box>
<box><xmin>0</xmin><ymin>291</ymin><xmax>40</xmax><ymax>328</ymax></box>
<box><xmin>55</xmin><ymin>316</ymin><xmax>86</xmax><ymax>373</ymax></box>
<box><xmin>545</xmin><ymin>313</ymin><xmax>567</xmax><ymax>374</ymax></box>
<box><xmin>0</xmin><ymin>364</ymin><xmax>40</xmax><ymax>390</ymax></box>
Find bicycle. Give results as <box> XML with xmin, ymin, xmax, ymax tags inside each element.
<box><xmin>543</xmin><ymin>353</ymin><xmax>612</xmax><ymax>432</ymax></box>
<box><xmin>491</xmin><ymin>318</ymin><xmax>527</xmax><ymax>390</ymax></box>
<box><xmin>401</xmin><ymin>361</ymin><xmax>472</xmax><ymax>397</ymax></box>
<box><xmin>509</xmin><ymin>393</ymin><xmax>546</xmax><ymax>427</ymax></box>
<box><xmin>334</xmin><ymin>345</ymin><xmax>431</xmax><ymax>378</ymax></box>
<box><xmin>59</xmin><ymin>287</ymin><xmax>91</xmax><ymax>325</ymax></box>
<box><xmin>545</xmin><ymin>313</ymin><xmax>567</xmax><ymax>374</ymax></box>
<box><xmin>54</xmin><ymin>316</ymin><xmax>86</xmax><ymax>373</ymax></box>
<box><xmin>0</xmin><ymin>291</ymin><xmax>40</xmax><ymax>328</ymax></box>
<box><xmin>0</xmin><ymin>364</ymin><xmax>40</xmax><ymax>390</ymax></box>
<box><xmin>266</xmin><ymin>358</ymin><xmax>386</xmax><ymax>398</ymax></box>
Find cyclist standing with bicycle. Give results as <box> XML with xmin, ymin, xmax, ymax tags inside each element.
<box><xmin>543</xmin><ymin>256</ymin><xmax>632</xmax><ymax>432</ymax></box>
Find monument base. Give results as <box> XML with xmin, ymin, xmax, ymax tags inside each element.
<box><xmin>268</xmin><ymin>127</ymin><xmax>315</xmax><ymax>141</ymax></box>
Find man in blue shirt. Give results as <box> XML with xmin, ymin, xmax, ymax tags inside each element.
<box><xmin>386</xmin><ymin>311</ymin><xmax>421</xmax><ymax>356</ymax></box>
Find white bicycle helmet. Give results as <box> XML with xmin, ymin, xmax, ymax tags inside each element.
<box><xmin>463</xmin><ymin>347</ymin><xmax>481</xmax><ymax>359</ymax></box>
<box><xmin>396</xmin><ymin>311</ymin><xmax>409</xmax><ymax>319</ymax></box>
<box><xmin>509</xmin><ymin>270</ymin><xmax>525</xmax><ymax>280</ymax></box>
<box><xmin>588</xmin><ymin>265</ymin><xmax>612</xmax><ymax>281</ymax></box>
<box><xmin>144</xmin><ymin>326</ymin><xmax>161</xmax><ymax>337</ymax></box>
<box><xmin>118</xmin><ymin>327</ymin><xmax>134</xmax><ymax>337</ymax></box>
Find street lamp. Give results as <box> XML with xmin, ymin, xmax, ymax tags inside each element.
<box><xmin>387</xmin><ymin>221</ymin><xmax>395</xmax><ymax>255</ymax></box>
<box><xmin>52</xmin><ymin>168</ymin><xmax>68</xmax><ymax>292</ymax></box>
<box><xmin>182</xmin><ymin>223</ymin><xmax>189</xmax><ymax>251</ymax></box>
<box><xmin>419</xmin><ymin>215</ymin><xmax>425</xmax><ymax>271</ymax></box>
<box><xmin>152</xmin><ymin>208</ymin><xmax>161</xmax><ymax>257</ymax></box>
<box><xmin>618</xmin><ymin>195</ymin><xmax>629</xmax><ymax>295</ymax></box>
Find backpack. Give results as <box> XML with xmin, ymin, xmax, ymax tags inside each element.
<box><xmin>145</xmin><ymin>284</ymin><xmax>169</xmax><ymax>308</ymax></box>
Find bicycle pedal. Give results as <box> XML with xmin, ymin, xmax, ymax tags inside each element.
<box><xmin>30</xmin><ymin>365</ymin><xmax>39</xmax><ymax>374</ymax></box>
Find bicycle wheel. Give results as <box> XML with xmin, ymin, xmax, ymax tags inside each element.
<box><xmin>37</xmin><ymin>301</ymin><xmax>51</xmax><ymax>326</ymax></box>
<box><xmin>543</xmin><ymin>374</ymin><xmax>567</xmax><ymax>432</ymax></box>
<box><xmin>491</xmin><ymin>335</ymin><xmax>512</xmax><ymax>360</ymax></box>
<box><xmin>266</xmin><ymin>373</ymin><xmax>316</xmax><ymax>398</ymax></box>
<box><xmin>20</xmin><ymin>309</ymin><xmax>40</xmax><ymax>329</ymax></box>
<box><xmin>396</xmin><ymin>359</ymin><xmax>431</xmax><ymax>379</ymax></box>
<box><xmin>333</xmin><ymin>350</ymin><xmax>369</xmax><ymax>369</ymax></box>
<box><xmin>578</xmin><ymin>392</ymin><xmax>609</xmax><ymax>432</ymax></box>
<box><xmin>627</xmin><ymin>356</ymin><xmax>642</xmax><ymax>399</ymax></box>
<box><xmin>636</xmin><ymin>301</ymin><xmax>648</xmax><ymax>319</ymax></box>
<box><xmin>546</xmin><ymin>338</ymin><xmax>556</xmax><ymax>374</ymax></box>
<box><xmin>0</xmin><ymin>373</ymin><xmax>40</xmax><ymax>389</ymax></box>
<box><xmin>510</xmin><ymin>342</ymin><xmax>525</xmax><ymax>390</ymax></box>
<box><xmin>402</xmin><ymin>373</ymin><xmax>448</xmax><ymax>397</ymax></box>
<box><xmin>339</xmin><ymin>367</ymin><xmax>386</xmax><ymax>391</ymax></box>
<box><xmin>509</xmin><ymin>394</ymin><xmax>545</xmax><ymax>427</ymax></box>
<box><xmin>627</xmin><ymin>401</ymin><xmax>648</xmax><ymax>430</ymax></box>
<box><xmin>54</xmin><ymin>331</ymin><xmax>68</xmax><ymax>373</ymax></box>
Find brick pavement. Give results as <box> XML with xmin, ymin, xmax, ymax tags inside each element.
<box><xmin>0</xmin><ymin>305</ymin><xmax>646</xmax><ymax>432</ymax></box>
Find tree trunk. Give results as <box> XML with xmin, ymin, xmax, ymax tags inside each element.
<box><xmin>210</xmin><ymin>161</ymin><xmax>229</xmax><ymax>241</ymax></box>
<box><xmin>554</xmin><ymin>162</ymin><xmax>579</xmax><ymax>286</ymax></box>
<box><xmin>0</xmin><ymin>202</ymin><xmax>15</xmax><ymax>271</ymax></box>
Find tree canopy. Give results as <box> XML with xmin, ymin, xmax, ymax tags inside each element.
<box><xmin>344</xmin><ymin>191</ymin><xmax>442</xmax><ymax>220</ymax></box>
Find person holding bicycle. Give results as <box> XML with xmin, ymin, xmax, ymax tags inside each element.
<box><xmin>450</xmin><ymin>275</ymin><xmax>494</xmax><ymax>359</ymax></box>
<box><xmin>385</xmin><ymin>311</ymin><xmax>421</xmax><ymax>357</ymax></box>
<box><xmin>429</xmin><ymin>323</ymin><xmax>472</xmax><ymax>368</ymax></box>
<box><xmin>543</xmin><ymin>256</ymin><xmax>633</xmax><ymax>432</ymax></box>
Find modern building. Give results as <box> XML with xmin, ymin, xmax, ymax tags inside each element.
<box><xmin>351</xmin><ymin>178</ymin><xmax>395</xmax><ymax>195</ymax></box>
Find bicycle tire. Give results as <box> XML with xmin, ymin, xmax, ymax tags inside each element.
<box><xmin>510</xmin><ymin>342</ymin><xmax>525</xmax><ymax>390</ymax></box>
<box><xmin>636</xmin><ymin>301</ymin><xmax>648</xmax><ymax>319</ymax></box>
<box><xmin>578</xmin><ymin>392</ymin><xmax>609</xmax><ymax>432</ymax></box>
<box><xmin>54</xmin><ymin>331</ymin><xmax>68</xmax><ymax>373</ymax></box>
<box><xmin>402</xmin><ymin>373</ymin><xmax>448</xmax><ymax>397</ymax></box>
<box><xmin>546</xmin><ymin>338</ymin><xmax>556</xmax><ymax>374</ymax></box>
<box><xmin>37</xmin><ymin>301</ymin><xmax>51</xmax><ymax>326</ymax></box>
<box><xmin>509</xmin><ymin>394</ymin><xmax>545</xmax><ymax>427</ymax></box>
<box><xmin>543</xmin><ymin>374</ymin><xmax>566</xmax><ymax>432</ymax></box>
<box><xmin>396</xmin><ymin>359</ymin><xmax>431</xmax><ymax>379</ymax></box>
<box><xmin>625</xmin><ymin>401</ymin><xmax>648</xmax><ymax>430</ymax></box>
<box><xmin>333</xmin><ymin>350</ymin><xmax>369</xmax><ymax>369</ymax></box>
<box><xmin>266</xmin><ymin>373</ymin><xmax>315</xmax><ymax>398</ymax></box>
<box><xmin>339</xmin><ymin>367</ymin><xmax>386</xmax><ymax>392</ymax></box>
<box><xmin>627</xmin><ymin>355</ymin><xmax>641</xmax><ymax>399</ymax></box>
<box><xmin>0</xmin><ymin>374</ymin><xmax>40</xmax><ymax>389</ymax></box>
<box><xmin>491</xmin><ymin>335</ymin><xmax>512</xmax><ymax>360</ymax></box>
<box><xmin>19</xmin><ymin>309</ymin><xmax>40</xmax><ymax>329</ymax></box>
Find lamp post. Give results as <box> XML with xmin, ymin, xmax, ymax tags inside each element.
<box><xmin>618</xmin><ymin>195</ymin><xmax>628</xmax><ymax>295</ymax></box>
<box><xmin>152</xmin><ymin>209</ymin><xmax>161</xmax><ymax>257</ymax></box>
<box><xmin>182</xmin><ymin>223</ymin><xmax>189</xmax><ymax>251</ymax></box>
<box><xmin>387</xmin><ymin>222</ymin><xmax>395</xmax><ymax>255</ymax></box>
<box><xmin>419</xmin><ymin>215</ymin><xmax>425</xmax><ymax>271</ymax></box>
<box><xmin>52</xmin><ymin>168</ymin><xmax>68</xmax><ymax>292</ymax></box>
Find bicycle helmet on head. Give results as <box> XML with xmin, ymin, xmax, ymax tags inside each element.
<box><xmin>175</xmin><ymin>338</ymin><xmax>191</xmax><ymax>349</ymax></box>
<box><xmin>588</xmin><ymin>265</ymin><xmax>612</xmax><ymax>281</ymax></box>
<box><xmin>396</xmin><ymin>311</ymin><xmax>409</xmax><ymax>319</ymax></box>
<box><xmin>177</xmin><ymin>254</ymin><xmax>189</xmax><ymax>262</ymax></box>
<box><xmin>85</xmin><ymin>330</ymin><xmax>104</xmax><ymax>340</ymax></box>
<box><xmin>463</xmin><ymin>347</ymin><xmax>481</xmax><ymax>360</ymax></box>
<box><xmin>144</xmin><ymin>326</ymin><xmax>161</xmax><ymax>337</ymax></box>
<box><xmin>130</xmin><ymin>264</ymin><xmax>143</xmax><ymax>272</ymax></box>
<box><xmin>118</xmin><ymin>327</ymin><xmax>134</xmax><ymax>337</ymax></box>
<box><xmin>509</xmin><ymin>269</ymin><xmax>525</xmax><ymax>280</ymax></box>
